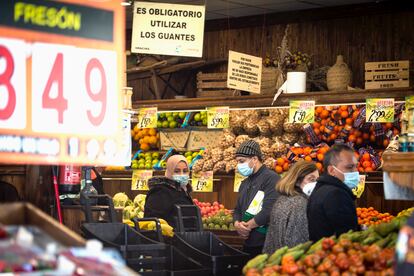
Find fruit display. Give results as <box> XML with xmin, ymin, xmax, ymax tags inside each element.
<box><xmin>131</xmin><ymin>152</ymin><xmax>162</xmax><ymax>170</ymax></box>
<box><xmin>356</xmin><ymin>148</ymin><xmax>382</xmax><ymax>173</ymax></box>
<box><xmin>193</xmin><ymin>199</ymin><xmax>235</xmax><ymax>231</ymax></box>
<box><xmin>243</xmin><ymin>214</ymin><xmax>409</xmax><ymax>275</ymax></box>
<box><xmin>123</xmin><ymin>218</ymin><xmax>174</xmax><ymax>237</ymax></box>
<box><xmin>189</xmin><ymin>111</ymin><xmax>208</xmax><ymax>127</ymax></box>
<box><xmin>112</xmin><ymin>193</ymin><xmax>146</xmax><ymax>220</ymax></box>
<box><xmin>131</xmin><ymin>126</ymin><xmax>159</xmax><ymax>151</ymax></box>
<box><xmin>357</xmin><ymin>207</ymin><xmax>394</xmax><ymax>226</ymax></box>
<box><xmin>398</xmin><ymin>207</ymin><xmax>414</xmax><ymax>217</ymax></box>
<box><xmin>157</xmin><ymin>111</ymin><xmax>188</xmax><ymax>128</ymax></box>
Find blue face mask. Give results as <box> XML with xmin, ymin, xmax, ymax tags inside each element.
<box><xmin>333</xmin><ymin>166</ymin><xmax>359</xmax><ymax>189</ymax></box>
<box><xmin>172</xmin><ymin>175</ymin><xmax>189</xmax><ymax>187</ymax></box>
<box><xmin>237</xmin><ymin>159</ymin><xmax>254</xmax><ymax>177</ymax></box>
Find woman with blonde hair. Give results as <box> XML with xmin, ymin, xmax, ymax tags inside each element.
<box><xmin>263</xmin><ymin>160</ymin><xmax>319</xmax><ymax>254</ymax></box>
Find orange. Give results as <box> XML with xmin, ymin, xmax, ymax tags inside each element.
<box><xmin>319</xmin><ymin>147</ymin><xmax>329</xmax><ymax>154</ymax></box>
<box><xmin>340</xmin><ymin>110</ymin><xmax>349</xmax><ymax>119</ymax></box>
<box><xmin>313</xmin><ymin>122</ymin><xmax>321</xmax><ymax>129</ymax></box>
<box><xmin>133</xmin><ymin>124</ymin><xmax>140</xmax><ymax>132</ymax></box>
<box><xmin>143</xmin><ymin>136</ymin><xmax>151</xmax><ymax>144</ymax></box>
<box><xmin>352</xmin><ymin>110</ymin><xmax>360</xmax><ymax>119</ymax></box>
<box><xmin>304</xmin><ymin>156</ymin><xmax>312</xmax><ymax>162</ymax></box>
<box><xmin>303</xmin><ymin>147</ymin><xmax>312</xmax><ymax>156</ymax></box>
<box><xmin>362</xmin><ymin>153</ymin><xmax>371</xmax><ymax>161</ymax></box>
<box><xmin>329</xmin><ymin>133</ymin><xmax>337</xmax><ymax>141</ymax></box>
<box><xmin>354</xmin><ymin>130</ymin><xmax>362</xmax><ymax>137</ymax></box>
<box><xmin>275</xmin><ymin>165</ymin><xmax>283</xmax><ymax>174</ymax></box>
<box><xmin>319</xmin><ymin>125</ymin><xmax>325</xmax><ymax>132</ymax></box>
<box><xmin>315</xmin><ymin>106</ymin><xmax>324</xmax><ymax>114</ymax></box>
<box><xmin>317</xmin><ymin>153</ymin><xmax>324</xmax><ymax>161</ymax></box>
<box><xmin>316</xmin><ymin>162</ymin><xmax>323</xmax><ymax>171</ymax></box>
<box><xmin>320</xmin><ymin>119</ymin><xmax>327</xmax><ymax>126</ymax></box>
<box><xmin>348</xmin><ymin>134</ymin><xmax>356</xmax><ymax>143</ymax></box>
<box><xmin>148</xmin><ymin>136</ymin><xmax>157</xmax><ymax>145</ymax></box>
<box><xmin>283</xmin><ymin>162</ymin><xmax>289</xmax><ymax>171</ymax></box>
<box><xmin>141</xmin><ymin>128</ymin><xmax>149</xmax><ymax>136</ymax></box>
<box><xmin>370</xmin><ymin>135</ymin><xmax>376</xmax><ymax>143</ymax></box>
<box><xmin>362</xmin><ymin>160</ymin><xmax>371</xmax><ymax>168</ymax></box>
<box><xmin>340</xmin><ymin>105</ymin><xmax>348</xmax><ymax>111</ymax></box>
<box><xmin>134</xmin><ymin>133</ymin><xmax>140</xmax><ymax>141</ymax></box>
<box><xmin>148</xmin><ymin>128</ymin><xmax>157</xmax><ymax>136</ymax></box>
<box><xmin>358</xmin><ymin>167</ymin><xmax>365</xmax><ymax>173</ymax></box>
<box><xmin>362</xmin><ymin>133</ymin><xmax>370</xmax><ymax>140</ymax></box>
<box><xmin>345</xmin><ymin>118</ymin><xmax>353</xmax><ymax>125</ymax></box>
<box><xmin>320</xmin><ymin>110</ymin><xmax>329</xmax><ymax>119</ymax></box>
<box><xmin>276</xmin><ymin>158</ymin><xmax>285</xmax><ymax>166</ymax></box>
<box><xmin>385</xmin><ymin>123</ymin><xmax>393</xmax><ymax>129</ymax></box>
<box><xmin>137</xmin><ymin>130</ymin><xmax>145</xmax><ymax>139</ymax></box>
<box><xmin>356</xmin><ymin>137</ymin><xmax>363</xmax><ymax>145</ymax></box>
<box><xmin>314</xmin><ymin>128</ymin><xmax>320</xmax><ymax>135</ymax></box>
<box><xmin>140</xmin><ymin>143</ymin><xmax>150</xmax><ymax>151</ymax></box>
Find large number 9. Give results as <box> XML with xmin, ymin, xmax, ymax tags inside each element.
<box><xmin>85</xmin><ymin>58</ymin><xmax>107</xmax><ymax>126</ymax></box>
<box><xmin>0</xmin><ymin>45</ymin><xmax>16</xmax><ymax>120</ymax></box>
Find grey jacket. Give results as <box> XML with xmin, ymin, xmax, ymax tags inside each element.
<box><xmin>233</xmin><ymin>165</ymin><xmax>279</xmax><ymax>247</ymax></box>
<box><xmin>263</xmin><ymin>193</ymin><xmax>309</xmax><ymax>254</ymax></box>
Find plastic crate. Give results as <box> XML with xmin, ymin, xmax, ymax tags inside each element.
<box><xmin>174</xmin><ymin>205</ymin><xmax>203</xmax><ymax>232</ymax></box>
<box><xmin>171</xmin><ymin>231</ymin><xmax>249</xmax><ymax>276</ymax></box>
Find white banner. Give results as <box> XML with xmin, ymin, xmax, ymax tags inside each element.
<box><xmin>227</xmin><ymin>50</ymin><xmax>262</xmax><ymax>94</ymax></box>
<box><xmin>131</xmin><ymin>1</ymin><xmax>205</xmax><ymax>57</ymax></box>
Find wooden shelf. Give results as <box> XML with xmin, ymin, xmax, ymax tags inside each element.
<box><xmin>382</xmin><ymin>152</ymin><xmax>414</xmax><ymax>188</ymax></box>
<box><xmin>133</xmin><ymin>87</ymin><xmax>413</xmax><ymax>111</ymax></box>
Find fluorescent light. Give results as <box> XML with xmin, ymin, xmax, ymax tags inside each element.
<box><xmin>121</xmin><ymin>1</ymin><xmax>131</xmax><ymax>6</ymax></box>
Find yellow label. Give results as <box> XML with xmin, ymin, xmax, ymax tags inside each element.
<box><xmin>207</xmin><ymin>106</ymin><xmax>229</xmax><ymax>129</ymax></box>
<box><xmin>191</xmin><ymin>171</ymin><xmax>213</xmax><ymax>192</ymax></box>
<box><xmin>366</xmin><ymin>98</ymin><xmax>394</xmax><ymax>123</ymax></box>
<box><xmin>137</xmin><ymin>107</ymin><xmax>158</xmax><ymax>128</ymax></box>
<box><xmin>289</xmin><ymin>101</ymin><xmax>315</xmax><ymax>123</ymax></box>
<box><xmin>406</xmin><ymin>96</ymin><xmax>414</xmax><ymax>110</ymax></box>
<box><xmin>352</xmin><ymin>175</ymin><xmax>366</xmax><ymax>198</ymax></box>
<box><xmin>131</xmin><ymin>170</ymin><xmax>153</xmax><ymax>191</ymax></box>
<box><xmin>234</xmin><ymin>171</ymin><xmax>247</xmax><ymax>192</ymax></box>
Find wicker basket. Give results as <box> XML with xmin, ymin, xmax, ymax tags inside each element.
<box><xmin>327</xmin><ymin>55</ymin><xmax>352</xmax><ymax>91</ymax></box>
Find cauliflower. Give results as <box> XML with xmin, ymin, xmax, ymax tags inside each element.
<box><xmin>113</xmin><ymin>192</ymin><xmax>129</xmax><ymax>207</ymax></box>
<box><xmin>122</xmin><ymin>205</ymin><xmax>135</xmax><ymax>220</ymax></box>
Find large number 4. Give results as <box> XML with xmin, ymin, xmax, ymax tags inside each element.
<box><xmin>0</xmin><ymin>46</ymin><xmax>16</xmax><ymax>120</ymax></box>
<box><xmin>42</xmin><ymin>53</ymin><xmax>68</xmax><ymax>124</ymax></box>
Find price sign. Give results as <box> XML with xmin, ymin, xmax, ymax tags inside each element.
<box><xmin>406</xmin><ymin>96</ymin><xmax>414</xmax><ymax>110</ymax></box>
<box><xmin>234</xmin><ymin>171</ymin><xmax>247</xmax><ymax>192</ymax></box>
<box><xmin>207</xmin><ymin>106</ymin><xmax>229</xmax><ymax>129</ymax></box>
<box><xmin>137</xmin><ymin>107</ymin><xmax>158</xmax><ymax>129</ymax></box>
<box><xmin>191</xmin><ymin>171</ymin><xmax>213</xmax><ymax>192</ymax></box>
<box><xmin>289</xmin><ymin>101</ymin><xmax>315</xmax><ymax>123</ymax></box>
<box><xmin>131</xmin><ymin>170</ymin><xmax>153</xmax><ymax>191</ymax></box>
<box><xmin>352</xmin><ymin>175</ymin><xmax>366</xmax><ymax>198</ymax></box>
<box><xmin>366</xmin><ymin>98</ymin><xmax>394</xmax><ymax>123</ymax></box>
<box><xmin>0</xmin><ymin>0</ymin><xmax>124</xmax><ymax>166</ymax></box>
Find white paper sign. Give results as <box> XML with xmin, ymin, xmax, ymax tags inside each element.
<box><xmin>227</xmin><ymin>51</ymin><xmax>262</xmax><ymax>94</ymax></box>
<box><xmin>131</xmin><ymin>2</ymin><xmax>205</xmax><ymax>57</ymax></box>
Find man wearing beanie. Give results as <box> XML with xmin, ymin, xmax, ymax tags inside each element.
<box><xmin>233</xmin><ymin>140</ymin><xmax>280</xmax><ymax>257</ymax></box>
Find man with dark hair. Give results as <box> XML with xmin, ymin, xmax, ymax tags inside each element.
<box><xmin>233</xmin><ymin>140</ymin><xmax>279</xmax><ymax>257</ymax></box>
<box><xmin>307</xmin><ymin>144</ymin><xmax>359</xmax><ymax>241</ymax></box>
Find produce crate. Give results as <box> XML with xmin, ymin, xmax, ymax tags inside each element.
<box><xmin>0</xmin><ymin>202</ymin><xmax>85</xmax><ymax>247</ymax></box>
<box><xmin>365</xmin><ymin>60</ymin><xmax>409</xmax><ymax>89</ymax></box>
<box><xmin>187</xmin><ymin>129</ymin><xmax>223</xmax><ymax>151</ymax></box>
<box><xmin>159</xmin><ymin>129</ymin><xmax>190</xmax><ymax>151</ymax></box>
<box><xmin>197</xmin><ymin>72</ymin><xmax>240</xmax><ymax>98</ymax></box>
<box><xmin>171</xmin><ymin>231</ymin><xmax>249</xmax><ymax>276</ymax></box>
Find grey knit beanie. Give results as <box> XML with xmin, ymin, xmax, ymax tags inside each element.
<box><xmin>235</xmin><ymin>140</ymin><xmax>263</xmax><ymax>160</ymax></box>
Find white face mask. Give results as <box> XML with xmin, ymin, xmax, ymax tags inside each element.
<box><xmin>302</xmin><ymin>182</ymin><xmax>317</xmax><ymax>196</ymax></box>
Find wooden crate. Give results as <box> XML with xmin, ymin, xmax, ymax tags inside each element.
<box><xmin>365</xmin><ymin>60</ymin><xmax>409</xmax><ymax>89</ymax></box>
<box><xmin>197</xmin><ymin>72</ymin><xmax>240</xmax><ymax>97</ymax></box>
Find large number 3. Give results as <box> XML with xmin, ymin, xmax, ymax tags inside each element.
<box><xmin>0</xmin><ymin>46</ymin><xmax>16</xmax><ymax>120</ymax></box>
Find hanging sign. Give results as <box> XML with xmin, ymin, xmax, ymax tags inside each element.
<box><xmin>207</xmin><ymin>106</ymin><xmax>229</xmax><ymax>129</ymax></box>
<box><xmin>131</xmin><ymin>170</ymin><xmax>153</xmax><ymax>191</ymax></box>
<box><xmin>191</xmin><ymin>171</ymin><xmax>213</xmax><ymax>192</ymax></box>
<box><xmin>227</xmin><ymin>51</ymin><xmax>262</xmax><ymax>94</ymax></box>
<box><xmin>352</xmin><ymin>175</ymin><xmax>366</xmax><ymax>199</ymax></box>
<box><xmin>366</xmin><ymin>98</ymin><xmax>395</xmax><ymax>123</ymax></box>
<box><xmin>137</xmin><ymin>107</ymin><xmax>158</xmax><ymax>129</ymax></box>
<box><xmin>131</xmin><ymin>1</ymin><xmax>205</xmax><ymax>57</ymax></box>
<box><xmin>289</xmin><ymin>101</ymin><xmax>315</xmax><ymax>123</ymax></box>
<box><xmin>234</xmin><ymin>171</ymin><xmax>247</xmax><ymax>192</ymax></box>
<box><xmin>0</xmin><ymin>0</ymin><xmax>124</xmax><ymax>166</ymax></box>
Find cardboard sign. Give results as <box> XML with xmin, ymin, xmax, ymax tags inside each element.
<box><xmin>0</xmin><ymin>0</ymin><xmax>124</xmax><ymax>166</ymax></box>
<box><xmin>227</xmin><ymin>51</ymin><xmax>262</xmax><ymax>94</ymax></box>
<box><xmin>366</xmin><ymin>98</ymin><xmax>395</xmax><ymax>123</ymax></box>
<box><xmin>137</xmin><ymin>107</ymin><xmax>158</xmax><ymax>129</ymax></box>
<box><xmin>289</xmin><ymin>101</ymin><xmax>315</xmax><ymax>123</ymax></box>
<box><xmin>131</xmin><ymin>1</ymin><xmax>205</xmax><ymax>57</ymax></box>
<box><xmin>131</xmin><ymin>170</ymin><xmax>153</xmax><ymax>191</ymax></box>
<box><xmin>234</xmin><ymin>171</ymin><xmax>247</xmax><ymax>192</ymax></box>
<box><xmin>352</xmin><ymin>175</ymin><xmax>366</xmax><ymax>199</ymax></box>
<box><xmin>191</xmin><ymin>171</ymin><xmax>213</xmax><ymax>192</ymax></box>
<box><xmin>207</xmin><ymin>107</ymin><xmax>229</xmax><ymax>129</ymax></box>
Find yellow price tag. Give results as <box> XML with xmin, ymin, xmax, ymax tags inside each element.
<box><xmin>207</xmin><ymin>106</ymin><xmax>229</xmax><ymax>129</ymax></box>
<box><xmin>352</xmin><ymin>175</ymin><xmax>366</xmax><ymax>198</ymax></box>
<box><xmin>137</xmin><ymin>107</ymin><xmax>158</xmax><ymax>128</ymax></box>
<box><xmin>234</xmin><ymin>171</ymin><xmax>247</xmax><ymax>192</ymax></box>
<box><xmin>131</xmin><ymin>170</ymin><xmax>153</xmax><ymax>191</ymax></box>
<box><xmin>191</xmin><ymin>171</ymin><xmax>214</xmax><ymax>192</ymax></box>
<box><xmin>406</xmin><ymin>96</ymin><xmax>414</xmax><ymax>110</ymax></box>
<box><xmin>289</xmin><ymin>101</ymin><xmax>315</xmax><ymax>123</ymax></box>
<box><xmin>366</xmin><ymin>98</ymin><xmax>394</xmax><ymax>123</ymax></box>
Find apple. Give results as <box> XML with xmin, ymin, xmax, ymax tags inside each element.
<box><xmin>219</xmin><ymin>204</ymin><xmax>224</xmax><ymax>209</ymax></box>
<box><xmin>213</xmin><ymin>201</ymin><xmax>219</xmax><ymax>206</ymax></box>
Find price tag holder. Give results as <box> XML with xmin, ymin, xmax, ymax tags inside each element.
<box><xmin>137</xmin><ymin>107</ymin><xmax>158</xmax><ymax>129</ymax></box>
<box><xmin>352</xmin><ymin>175</ymin><xmax>366</xmax><ymax>198</ymax></box>
<box><xmin>191</xmin><ymin>171</ymin><xmax>213</xmax><ymax>192</ymax></box>
<box><xmin>234</xmin><ymin>171</ymin><xmax>247</xmax><ymax>192</ymax></box>
<box><xmin>207</xmin><ymin>107</ymin><xmax>229</xmax><ymax>129</ymax></box>
<box><xmin>366</xmin><ymin>98</ymin><xmax>394</xmax><ymax>123</ymax></box>
<box><xmin>289</xmin><ymin>101</ymin><xmax>315</xmax><ymax>123</ymax></box>
<box><xmin>131</xmin><ymin>170</ymin><xmax>153</xmax><ymax>191</ymax></box>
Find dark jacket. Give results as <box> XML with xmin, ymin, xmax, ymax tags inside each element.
<box><xmin>144</xmin><ymin>176</ymin><xmax>193</xmax><ymax>227</ymax></box>
<box><xmin>307</xmin><ymin>174</ymin><xmax>358</xmax><ymax>242</ymax></box>
<box><xmin>263</xmin><ymin>193</ymin><xmax>309</xmax><ymax>254</ymax></box>
<box><xmin>233</xmin><ymin>165</ymin><xmax>279</xmax><ymax>247</ymax></box>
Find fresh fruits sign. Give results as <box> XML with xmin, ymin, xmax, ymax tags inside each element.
<box><xmin>366</xmin><ymin>98</ymin><xmax>394</xmax><ymax>123</ymax></box>
<box><xmin>137</xmin><ymin>107</ymin><xmax>158</xmax><ymax>129</ymax></box>
<box><xmin>289</xmin><ymin>101</ymin><xmax>315</xmax><ymax>124</ymax></box>
<box><xmin>131</xmin><ymin>170</ymin><xmax>153</xmax><ymax>191</ymax></box>
<box><xmin>207</xmin><ymin>106</ymin><xmax>230</xmax><ymax>129</ymax></box>
<box><xmin>0</xmin><ymin>0</ymin><xmax>124</xmax><ymax>166</ymax></box>
<box><xmin>191</xmin><ymin>171</ymin><xmax>213</xmax><ymax>192</ymax></box>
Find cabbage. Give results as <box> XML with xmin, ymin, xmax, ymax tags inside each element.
<box><xmin>113</xmin><ymin>192</ymin><xmax>129</xmax><ymax>207</ymax></box>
